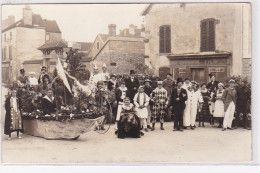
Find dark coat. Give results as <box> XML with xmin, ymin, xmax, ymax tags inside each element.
<box><xmin>4</xmin><ymin>97</ymin><xmax>24</xmax><ymax>135</ymax></box>
<box><xmin>207</xmin><ymin>81</ymin><xmax>219</xmax><ymax>93</ymax></box>
<box><xmin>42</xmin><ymin>96</ymin><xmax>57</xmax><ymax>115</ymax></box>
<box><xmin>171</xmin><ymin>87</ymin><xmax>188</xmax><ymax>110</ymax></box>
<box><xmin>108</xmin><ymin>80</ymin><xmax>119</xmax><ymax>91</ymax></box>
<box><xmin>222</xmin><ymin>88</ymin><xmax>237</xmax><ymax>112</ymax></box>
<box><xmin>115</xmin><ymin>88</ymin><xmax>129</xmax><ymax>103</ymax></box>
<box><xmin>236</xmin><ymin>86</ymin><xmax>250</xmax><ymax>113</ymax></box>
<box><xmin>38</xmin><ymin>74</ymin><xmax>50</xmax><ymax>84</ymax></box>
<box><xmin>124</xmin><ymin>77</ymin><xmax>140</xmax><ymax>101</ymax></box>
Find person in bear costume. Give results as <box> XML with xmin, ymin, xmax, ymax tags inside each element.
<box><xmin>117</xmin><ymin>97</ymin><xmax>143</xmax><ymax>139</ymax></box>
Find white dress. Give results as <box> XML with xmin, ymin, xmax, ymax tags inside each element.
<box><xmin>213</xmin><ymin>90</ymin><xmax>225</xmax><ymax>118</ymax></box>
<box><xmin>183</xmin><ymin>90</ymin><xmax>193</xmax><ymax>126</ymax></box>
<box><xmin>134</xmin><ymin>92</ymin><xmax>150</xmax><ymax>119</ymax></box>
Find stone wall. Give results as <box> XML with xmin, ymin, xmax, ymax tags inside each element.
<box><xmin>143</xmin><ymin>3</ymin><xmax>251</xmax><ymax>76</ymax></box>
<box><xmin>242</xmin><ymin>58</ymin><xmax>251</xmax><ymax>82</ymax></box>
<box><xmin>91</xmin><ymin>39</ymin><xmax>145</xmax><ymax>74</ymax></box>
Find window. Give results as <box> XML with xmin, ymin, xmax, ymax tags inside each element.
<box><xmin>97</xmin><ymin>42</ymin><xmax>100</xmax><ymax>49</ymax></box>
<box><xmin>200</xmin><ymin>19</ymin><xmax>216</xmax><ymax>52</ymax></box>
<box><xmin>3</xmin><ymin>47</ymin><xmax>7</xmax><ymax>61</ymax></box>
<box><xmin>46</xmin><ymin>33</ymin><xmax>50</xmax><ymax>41</ymax></box>
<box><xmin>9</xmin><ymin>46</ymin><xmax>12</xmax><ymax>60</ymax></box>
<box><xmin>159</xmin><ymin>25</ymin><xmax>171</xmax><ymax>53</ymax></box>
<box><xmin>10</xmin><ymin>32</ymin><xmax>12</xmax><ymax>40</ymax></box>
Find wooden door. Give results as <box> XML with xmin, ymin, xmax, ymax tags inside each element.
<box><xmin>191</xmin><ymin>68</ymin><xmax>205</xmax><ymax>83</ymax></box>
<box><xmin>159</xmin><ymin>67</ymin><xmax>170</xmax><ymax>80</ymax></box>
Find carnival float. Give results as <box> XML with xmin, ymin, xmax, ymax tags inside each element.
<box><xmin>14</xmin><ymin>48</ymin><xmax>112</xmax><ymax>140</ymax></box>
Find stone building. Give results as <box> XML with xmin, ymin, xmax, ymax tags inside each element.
<box><xmin>141</xmin><ymin>3</ymin><xmax>251</xmax><ymax>82</ymax></box>
<box><xmin>88</xmin><ymin>24</ymin><xmax>145</xmax><ymax>74</ymax></box>
<box><xmin>1</xmin><ymin>5</ymin><xmax>63</xmax><ymax>83</ymax></box>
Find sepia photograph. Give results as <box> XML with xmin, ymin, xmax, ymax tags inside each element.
<box><xmin>1</xmin><ymin>2</ymin><xmax>252</xmax><ymax>164</ymax></box>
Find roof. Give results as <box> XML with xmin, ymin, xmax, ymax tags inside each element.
<box><xmin>141</xmin><ymin>4</ymin><xmax>153</xmax><ymax>16</ymax></box>
<box><xmin>78</xmin><ymin>42</ymin><xmax>93</xmax><ymax>51</ymax></box>
<box><xmin>44</xmin><ymin>19</ymin><xmax>61</xmax><ymax>33</ymax></box>
<box><xmin>23</xmin><ymin>59</ymin><xmax>43</xmax><ymax>64</ymax></box>
<box><xmin>99</xmin><ymin>34</ymin><xmax>109</xmax><ymax>42</ymax></box>
<box><xmin>38</xmin><ymin>40</ymin><xmax>68</xmax><ymax>50</ymax></box>
<box><xmin>2</xmin><ymin>13</ymin><xmax>61</xmax><ymax>33</ymax></box>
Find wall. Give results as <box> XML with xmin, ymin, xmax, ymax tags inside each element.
<box><xmin>91</xmin><ymin>38</ymin><xmax>145</xmax><ymax>74</ymax></box>
<box><xmin>46</xmin><ymin>32</ymin><xmax>62</xmax><ymax>43</ymax></box>
<box><xmin>88</xmin><ymin>34</ymin><xmax>107</xmax><ymax>59</ymax></box>
<box><xmin>144</xmin><ymin>3</ymin><xmax>251</xmax><ymax>76</ymax></box>
<box><xmin>12</xmin><ymin>27</ymin><xmax>45</xmax><ymax>80</ymax></box>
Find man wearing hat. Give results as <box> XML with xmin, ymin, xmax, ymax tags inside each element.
<box><xmin>124</xmin><ymin>70</ymin><xmax>140</xmax><ymax>103</ymax></box>
<box><xmin>99</xmin><ymin>63</ymin><xmax>110</xmax><ymax>82</ymax></box>
<box><xmin>38</xmin><ymin>66</ymin><xmax>50</xmax><ymax>84</ymax></box>
<box><xmin>108</xmin><ymin>74</ymin><xmax>119</xmax><ymax>91</ymax></box>
<box><xmin>17</xmin><ymin>69</ymin><xmax>28</xmax><ymax>89</ymax></box>
<box><xmin>207</xmin><ymin>73</ymin><xmax>219</xmax><ymax>93</ymax></box>
<box><xmin>144</xmin><ymin>79</ymin><xmax>154</xmax><ymax>129</ymax></box>
<box><xmin>163</xmin><ymin>73</ymin><xmax>175</xmax><ymax>121</ymax></box>
<box><xmin>171</xmin><ymin>77</ymin><xmax>188</xmax><ymax>131</ymax></box>
<box><xmin>150</xmin><ymin>81</ymin><xmax>168</xmax><ymax>130</ymax></box>
<box><xmin>89</xmin><ymin>63</ymin><xmax>100</xmax><ymax>90</ymax></box>
<box><xmin>221</xmin><ymin>79</ymin><xmax>237</xmax><ymax>131</ymax></box>
<box><xmin>207</xmin><ymin>73</ymin><xmax>219</xmax><ymax>124</ymax></box>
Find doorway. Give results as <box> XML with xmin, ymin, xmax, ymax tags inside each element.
<box><xmin>191</xmin><ymin>68</ymin><xmax>205</xmax><ymax>83</ymax></box>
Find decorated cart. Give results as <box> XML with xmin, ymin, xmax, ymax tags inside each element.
<box><xmin>22</xmin><ymin>111</ymin><xmax>105</xmax><ymax>140</ymax></box>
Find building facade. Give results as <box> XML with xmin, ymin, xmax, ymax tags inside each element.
<box><xmin>1</xmin><ymin>5</ymin><xmax>63</xmax><ymax>83</ymax></box>
<box><xmin>88</xmin><ymin>24</ymin><xmax>145</xmax><ymax>75</ymax></box>
<box><xmin>141</xmin><ymin>3</ymin><xmax>251</xmax><ymax>82</ymax></box>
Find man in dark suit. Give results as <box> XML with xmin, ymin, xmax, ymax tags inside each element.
<box><xmin>42</xmin><ymin>89</ymin><xmax>57</xmax><ymax>115</ymax></box>
<box><xmin>171</xmin><ymin>78</ymin><xmax>187</xmax><ymax>131</ymax></box>
<box><xmin>38</xmin><ymin>66</ymin><xmax>50</xmax><ymax>84</ymax></box>
<box><xmin>124</xmin><ymin>70</ymin><xmax>140</xmax><ymax>102</ymax></box>
<box><xmin>207</xmin><ymin>73</ymin><xmax>219</xmax><ymax>93</ymax></box>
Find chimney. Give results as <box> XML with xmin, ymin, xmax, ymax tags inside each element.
<box><xmin>129</xmin><ymin>24</ymin><xmax>136</xmax><ymax>35</ymax></box>
<box><xmin>108</xmin><ymin>24</ymin><xmax>116</xmax><ymax>36</ymax></box>
<box><xmin>8</xmin><ymin>15</ymin><xmax>15</xmax><ymax>26</ymax></box>
<box><xmin>23</xmin><ymin>5</ymin><xmax>32</xmax><ymax>26</ymax></box>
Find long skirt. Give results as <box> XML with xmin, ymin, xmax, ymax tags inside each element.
<box><xmin>10</xmin><ymin>109</ymin><xmax>23</xmax><ymax>131</ymax></box>
<box><xmin>200</xmin><ymin>102</ymin><xmax>210</xmax><ymax>121</ymax></box>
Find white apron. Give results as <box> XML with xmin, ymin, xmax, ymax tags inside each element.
<box><xmin>213</xmin><ymin>91</ymin><xmax>225</xmax><ymax>118</ymax></box>
<box><xmin>134</xmin><ymin>93</ymin><xmax>150</xmax><ymax>119</ymax></box>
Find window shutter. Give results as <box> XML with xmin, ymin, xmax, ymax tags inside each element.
<box><xmin>159</xmin><ymin>26</ymin><xmax>165</xmax><ymax>53</ymax></box>
<box><xmin>208</xmin><ymin>20</ymin><xmax>215</xmax><ymax>51</ymax></box>
<box><xmin>9</xmin><ymin>46</ymin><xmax>12</xmax><ymax>60</ymax></box>
<box><xmin>200</xmin><ymin>21</ymin><xmax>207</xmax><ymax>52</ymax></box>
<box><xmin>165</xmin><ymin>26</ymin><xmax>171</xmax><ymax>53</ymax></box>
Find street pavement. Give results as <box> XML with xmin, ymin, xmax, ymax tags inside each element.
<box><xmin>1</xmin><ymin>122</ymin><xmax>251</xmax><ymax>164</ymax></box>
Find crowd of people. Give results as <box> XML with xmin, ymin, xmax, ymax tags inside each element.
<box><xmin>4</xmin><ymin>63</ymin><xmax>251</xmax><ymax>140</ymax></box>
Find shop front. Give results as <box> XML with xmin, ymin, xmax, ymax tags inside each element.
<box><xmin>167</xmin><ymin>52</ymin><xmax>231</xmax><ymax>83</ymax></box>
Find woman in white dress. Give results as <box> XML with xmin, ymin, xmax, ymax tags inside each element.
<box><xmin>134</xmin><ymin>86</ymin><xmax>150</xmax><ymax>132</ymax></box>
<box><xmin>212</xmin><ymin>83</ymin><xmax>225</xmax><ymax>128</ymax></box>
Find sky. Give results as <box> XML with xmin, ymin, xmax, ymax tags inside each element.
<box><xmin>2</xmin><ymin>4</ymin><xmax>147</xmax><ymax>42</ymax></box>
